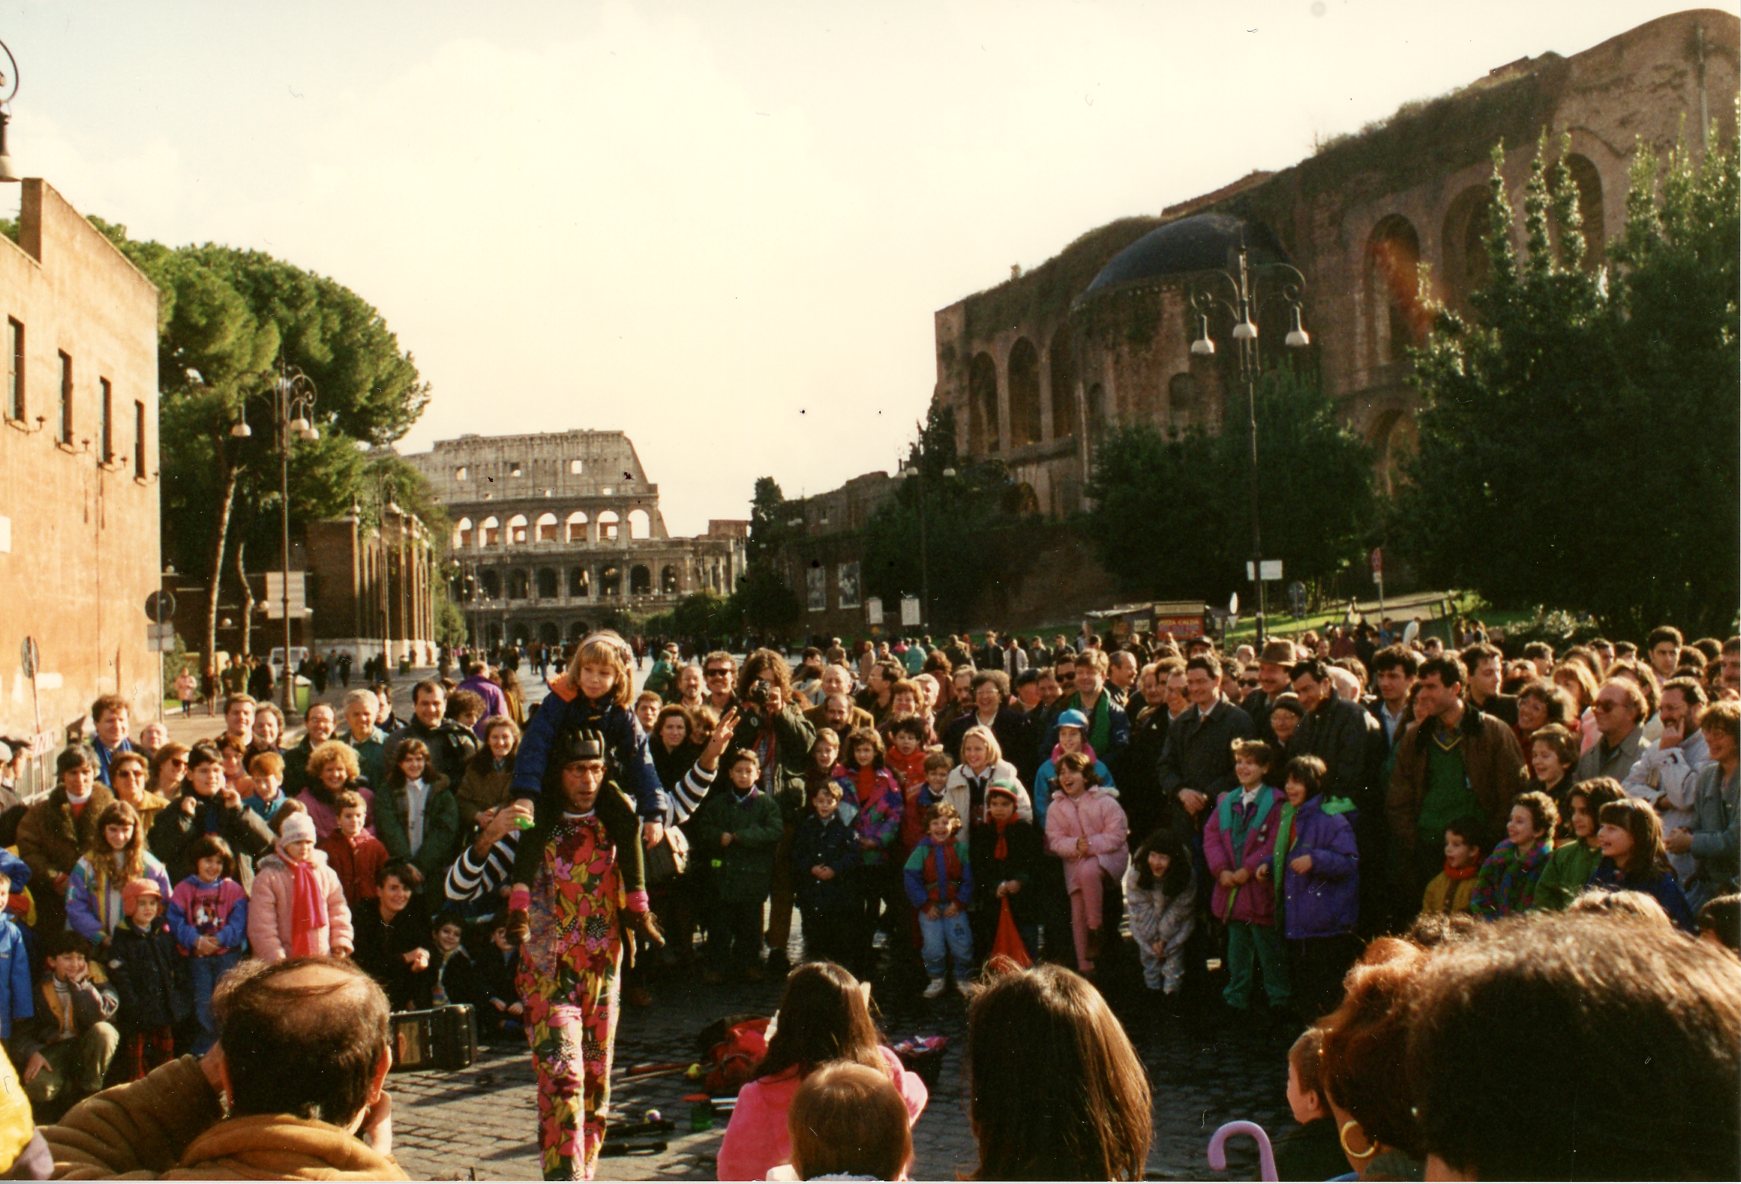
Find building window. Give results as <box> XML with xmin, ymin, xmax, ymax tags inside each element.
<box><xmin>507</xmin><ymin>461</ymin><xmax>523</xmax><ymax>478</ymax></box>
<box><xmin>454</xmin><ymin>465</ymin><xmax>468</xmax><ymax>481</ymax></box>
<box><xmin>99</xmin><ymin>378</ymin><xmax>113</xmax><ymax>462</ymax></box>
<box><xmin>5</xmin><ymin>318</ymin><xmax>22</xmax><ymax>421</ymax></box>
<box><xmin>569</xmin><ymin>459</ymin><xmax>584</xmax><ymax>475</ymax></box>
<box><xmin>134</xmin><ymin>400</ymin><xmax>146</xmax><ymax>478</ymax></box>
<box><xmin>58</xmin><ymin>351</ymin><xmax>73</xmax><ymax>444</ymax></box>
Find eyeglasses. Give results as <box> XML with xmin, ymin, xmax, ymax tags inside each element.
<box><xmin>705</xmin><ymin>669</ymin><xmax>733</xmax><ymax>679</ymax></box>
<box><xmin>1592</xmin><ymin>700</ymin><xmax>1623</xmax><ymax>712</ymax></box>
<box><xmin>1240</xmin><ymin>679</ymin><xmax>1260</xmax><ymax>688</ymax></box>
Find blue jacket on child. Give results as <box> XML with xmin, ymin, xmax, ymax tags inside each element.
<box><xmin>0</xmin><ymin>920</ymin><xmax>32</xmax><ymax>1044</ymax></box>
<box><xmin>791</xmin><ymin>813</ymin><xmax>859</xmax><ymax>912</ymax></box>
<box><xmin>511</xmin><ymin>686</ymin><xmax>668</xmax><ymax>820</ymax></box>
<box><xmin>1275</xmin><ymin>796</ymin><xmax>1360</xmax><ymax>940</ymax></box>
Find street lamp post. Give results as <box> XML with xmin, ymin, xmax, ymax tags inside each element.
<box><xmin>1187</xmin><ymin>243</ymin><xmax>1310</xmax><ymax>644</ymax></box>
<box><xmin>897</xmin><ymin>462</ymin><xmax>956</xmax><ymax>630</ymax></box>
<box><xmin>231</xmin><ymin>361</ymin><xmax>318</xmax><ymax>719</ymax></box>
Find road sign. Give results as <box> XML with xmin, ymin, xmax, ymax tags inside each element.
<box><xmin>1245</xmin><ymin>560</ymin><xmax>1283</xmax><ymax>581</ymax></box>
<box><xmin>900</xmin><ymin>597</ymin><xmax>921</xmax><ymax>627</ymax></box>
<box><xmin>865</xmin><ymin>597</ymin><xmax>883</xmax><ymax>625</ymax></box>
<box><xmin>1370</xmin><ymin>547</ymin><xmax>1384</xmax><ymax>576</ymax></box>
<box><xmin>20</xmin><ymin>636</ymin><xmax>38</xmax><ymax>679</ymax></box>
<box><xmin>264</xmin><ymin>572</ymin><xmax>307</xmax><ymax>619</ymax></box>
<box><xmin>147</xmin><ymin>623</ymin><xmax>177</xmax><ymax>653</ymax></box>
<box><xmin>145</xmin><ymin>590</ymin><xmax>177</xmax><ymax>623</ymax></box>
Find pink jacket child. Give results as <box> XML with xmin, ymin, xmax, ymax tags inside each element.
<box><xmin>1044</xmin><ymin>784</ymin><xmax>1130</xmax><ymax>973</ymax></box>
<box><xmin>246</xmin><ymin>811</ymin><xmax>353</xmax><ymax>962</ymax></box>
<box><xmin>1202</xmin><ymin>785</ymin><xmax>1283</xmax><ymax>927</ymax></box>
<box><xmin>716</xmin><ymin>1045</ymin><xmax>927</xmax><ymax>1182</ymax></box>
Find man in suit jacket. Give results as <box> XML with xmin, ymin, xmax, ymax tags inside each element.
<box><xmin>1157</xmin><ymin>654</ymin><xmax>1256</xmax><ymax>836</ymax></box>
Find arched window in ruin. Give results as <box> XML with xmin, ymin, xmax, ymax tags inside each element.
<box><xmin>454</xmin><ymin>517</ymin><xmax>474</xmax><ymax>549</ymax></box>
<box><xmin>535</xmin><ymin>567</ymin><xmax>558</xmax><ymax>599</ymax></box>
<box><xmin>535</xmin><ymin>512</ymin><xmax>559</xmax><ymax>543</ymax></box>
<box><xmin>479</xmin><ymin>516</ymin><xmax>501</xmax><ymax>548</ymax></box>
<box><xmin>627</xmin><ymin>508</ymin><xmax>651</xmax><ymax>540</ymax></box>
<box><xmin>484</xmin><ymin>621</ymin><xmax>502</xmax><ymax>648</ymax></box>
<box><xmin>506</xmin><ymin>513</ymin><xmax>530</xmax><ymax>546</ymax></box>
<box><xmin>661</xmin><ymin>564</ymin><xmax>680</xmax><ymax>594</ymax></box>
<box><xmin>538</xmin><ymin>622</ymin><xmax>560</xmax><ymax>646</ymax></box>
<box><xmin>630</xmin><ymin>564</ymin><xmax>652</xmax><ymax>595</ymax></box>
<box><xmin>564</xmin><ymin>511</ymin><xmax>589</xmax><ymax>543</ymax></box>
<box><xmin>507</xmin><ymin>570</ymin><xmax>530</xmax><ymax>600</ymax></box>
<box><xmin>1048</xmin><ymin>326</ymin><xmax>1075</xmax><ymax>440</ymax></box>
<box><xmin>1007</xmin><ymin>338</ymin><xmax>1041</xmax><ymax>447</ymax></box>
<box><xmin>1006</xmin><ymin>482</ymin><xmax>1041</xmax><ymax>516</ymax></box>
<box><xmin>1367</xmin><ymin>408</ymin><xmax>1420</xmax><ymax>497</ymax></box>
<box><xmin>597</xmin><ymin>510</ymin><xmax>620</xmax><ymax>543</ymax></box>
<box><xmin>968</xmin><ymin>351</ymin><xmax>1000</xmax><ymax>454</ymax></box>
<box><xmin>1558</xmin><ymin>153</ymin><xmax>1605</xmax><ymax>263</ymax></box>
<box><xmin>1366</xmin><ymin>215</ymin><xmax>1426</xmax><ymax>364</ymax></box>
<box><xmin>601</xmin><ymin>565</ymin><xmax>622</xmax><ymax>598</ymax></box>
<box><xmin>1168</xmin><ymin>373</ymin><xmax>1206</xmax><ymax>436</ymax></box>
<box><xmin>1440</xmin><ymin>185</ymin><xmax>1492</xmax><ymax>312</ymax></box>
<box><xmin>479</xmin><ymin>569</ymin><xmax>501</xmax><ymax>599</ymax></box>
<box><xmin>568</xmin><ymin>567</ymin><xmax>591</xmax><ymax>598</ymax></box>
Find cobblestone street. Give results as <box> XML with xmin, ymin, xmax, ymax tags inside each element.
<box><xmin>387</xmin><ymin>932</ymin><xmax>1296</xmax><ymax>1181</ymax></box>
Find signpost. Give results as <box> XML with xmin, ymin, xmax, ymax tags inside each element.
<box><xmin>146</xmin><ymin>591</ymin><xmax>177</xmax><ymax>722</ymax></box>
<box><xmin>1370</xmin><ymin>547</ymin><xmax>1386</xmax><ymax>618</ymax></box>
<box><xmin>900</xmin><ymin>596</ymin><xmax>921</xmax><ymax>628</ymax></box>
<box><xmin>865</xmin><ymin>597</ymin><xmax>883</xmax><ymax>636</ymax></box>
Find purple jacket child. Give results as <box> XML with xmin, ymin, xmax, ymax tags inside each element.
<box><xmin>1276</xmin><ymin>796</ymin><xmax>1360</xmax><ymax>940</ymax></box>
<box><xmin>1203</xmin><ymin>785</ymin><xmax>1283</xmax><ymax>926</ymax></box>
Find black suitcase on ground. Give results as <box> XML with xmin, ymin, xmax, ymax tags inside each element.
<box><xmin>389</xmin><ymin>1004</ymin><xmax>478</xmax><ymax>1072</ymax></box>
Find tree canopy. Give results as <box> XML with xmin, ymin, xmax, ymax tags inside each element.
<box><xmin>1397</xmin><ymin>131</ymin><xmax>1740</xmax><ymax>637</ymax></box>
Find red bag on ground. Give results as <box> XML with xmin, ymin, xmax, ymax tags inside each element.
<box><xmin>703</xmin><ymin>1017</ymin><xmax>771</xmax><ymax>1094</ymax></box>
<box><xmin>990</xmin><ymin>897</ymin><xmax>1032</xmax><ymax>968</ymax></box>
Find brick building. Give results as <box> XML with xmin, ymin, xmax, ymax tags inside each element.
<box><xmin>932</xmin><ymin>9</ymin><xmax>1737</xmax><ymax>517</ymax></box>
<box><xmin>1</xmin><ymin>179</ymin><xmax>161</xmax><ymax>746</ymax></box>
<box><xmin>406</xmin><ymin>430</ymin><xmax>747</xmax><ymax>649</ymax></box>
<box><xmin>306</xmin><ymin>502</ymin><xmax>438</xmax><ymax>667</ymax></box>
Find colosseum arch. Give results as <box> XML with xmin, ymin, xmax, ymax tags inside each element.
<box><xmin>568</xmin><ymin>567</ymin><xmax>591</xmax><ymax>598</ymax></box>
<box><xmin>601</xmin><ymin>565</ymin><xmax>622</xmax><ymax>598</ymax></box>
<box><xmin>535</xmin><ymin>512</ymin><xmax>559</xmax><ymax>543</ymax></box>
<box><xmin>506</xmin><ymin>513</ymin><xmax>530</xmax><ymax>546</ymax></box>
<box><xmin>1558</xmin><ymin>153</ymin><xmax>1605</xmax><ymax>263</ymax></box>
<box><xmin>1367</xmin><ymin>408</ymin><xmax>1419</xmax><ymax>497</ymax></box>
<box><xmin>453</xmin><ymin>517</ymin><xmax>474</xmax><ymax>549</ymax></box>
<box><xmin>567</xmin><ymin>621</ymin><xmax>590</xmax><ymax>642</ymax></box>
<box><xmin>535</xmin><ymin>567</ymin><xmax>558</xmax><ymax>599</ymax></box>
<box><xmin>479</xmin><ymin>569</ymin><xmax>501</xmax><ymax>599</ymax></box>
<box><xmin>507</xmin><ymin>569</ymin><xmax>530</xmax><ymax>600</ymax></box>
<box><xmin>537</xmin><ymin>622</ymin><xmax>561</xmax><ymax>646</ymax></box>
<box><xmin>1440</xmin><ymin>185</ymin><xmax>1492</xmax><ymax>312</ymax></box>
<box><xmin>627</xmin><ymin>508</ymin><xmax>651</xmax><ymax>540</ymax></box>
<box><xmin>968</xmin><ymin>351</ymin><xmax>1000</xmax><ymax>454</ymax></box>
<box><xmin>661</xmin><ymin>565</ymin><xmax>680</xmax><ymax>594</ymax></box>
<box><xmin>565</xmin><ymin>511</ymin><xmax>589</xmax><ymax>543</ymax></box>
<box><xmin>597</xmin><ymin>510</ymin><xmax>621</xmax><ymax>542</ymax></box>
<box><xmin>1366</xmin><ymin>215</ymin><xmax>1426</xmax><ymax>364</ymax></box>
<box><xmin>1048</xmin><ymin>326</ymin><xmax>1076</xmax><ymax>440</ymax></box>
<box><xmin>1007</xmin><ymin>338</ymin><xmax>1042</xmax><ymax>447</ymax></box>
<box><xmin>479</xmin><ymin>516</ymin><xmax>501</xmax><ymax>547</ymax></box>
<box><xmin>630</xmin><ymin>564</ymin><xmax>652</xmax><ymax>595</ymax></box>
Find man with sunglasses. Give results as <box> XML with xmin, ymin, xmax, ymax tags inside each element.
<box><xmin>1576</xmin><ymin>678</ymin><xmax>1652</xmax><ymax>783</ymax></box>
<box><xmin>702</xmin><ymin>652</ymin><xmax>739</xmax><ymax>718</ymax></box>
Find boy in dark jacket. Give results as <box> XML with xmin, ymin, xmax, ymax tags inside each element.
<box><xmin>970</xmin><ymin>783</ymin><xmax>1042</xmax><ymax>961</ymax></box>
<box><xmin>13</xmin><ymin>931</ymin><xmax>119</xmax><ymax>1117</ymax></box>
<box><xmin>692</xmin><ymin>749</ymin><xmax>783</xmax><ymax>982</ymax></box>
<box><xmin>103</xmin><ymin>878</ymin><xmax>186</xmax><ymax>1081</ymax></box>
<box><xmin>791</xmin><ymin>779</ymin><xmax>859</xmax><ymax>967</ymax></box>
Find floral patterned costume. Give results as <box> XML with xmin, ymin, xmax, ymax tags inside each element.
<box><xmin>515</xmin><ymin>811</ymin><xmax>624</xmax><ymax>1180</ymax></box>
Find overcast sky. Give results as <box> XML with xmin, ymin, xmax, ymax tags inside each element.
<box><xmin>1</xmin><ymin>0</ymin><xmax>1708</xmax><ymax>534</ymax></box>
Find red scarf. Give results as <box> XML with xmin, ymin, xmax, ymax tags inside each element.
<box><xmin>286</xmin><ymin>854</ymin><xmax>329</xmax><ymax>956</ymax></box>
<box><xmin>992</xmin><ymin>817</ymin><xmax>1011</xmax><ymax>861</ymax></box>
<box><xmin>1442</xmin><ymin>859</ymin><xmax>1478</xmax><ymax>882</ymax></box>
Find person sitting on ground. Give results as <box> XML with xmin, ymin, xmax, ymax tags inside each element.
<box><xmin>13</xmin><ymin>931</ymin><xmax>119</xmax><ymax>1119</ymax></box>
<box><xmin>717</xmin><ymin>961</ymin><xmax>927</xmax><ymax>1183</ymax></box>
<box><xmin>770</xmin><ymin>1060</ymin><xmax>914</xmax><ymax>1182</ymax></box>
<box><xmin>42</xmin><ymin>955</ymin><xmax>406</xmax><ymax>1178</ymax></box>
<box><xmin>1404</xmin><ymin>908</ymin><xmax>1740</xmax><ymax>1181</ymax></box>
<box><xmin>964</xmin><ymin>962</ymin><xmax>1150</xmax><ymax>1181</ymax></box>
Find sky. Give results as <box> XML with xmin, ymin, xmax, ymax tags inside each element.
<box><xmin>0</xmin><ymin>0</ymin><xmax>1712</xmax><ymax>535</ymax></box>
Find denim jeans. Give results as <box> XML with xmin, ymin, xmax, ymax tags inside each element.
<box><xmin>918</xmin><ymin>909</ymin><xmax>973</xmax><ymax>979</ymax></box>
<box><xmin>188</xmin><ymin>950</ymin><xmax>242</xmax><ymax>1054</ymax></box>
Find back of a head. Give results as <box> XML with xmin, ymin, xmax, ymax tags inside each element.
<box><xmin>966</xmin><ymin>964</ymin><xmax>1151</xmax><ymax>1180</ymax></box>
<box><xmin>1318</xmin><ymin>938</ymin><xmax>1426</xmax><ymax>1159</ymax></box>
<box><xmin>787</xmin><ymin>1061</ymin><xmax>911</xmax><ymax>1181</ymax></box>
<box><xmin>1406</xmin><ymin>909</ymin><xmax>1741</xmax><ymax>1180</ymax></box>
<box><xmin>214</xmin><ymin>956</ymin><xmax>389</xmax><ymax>1125</ymax></box>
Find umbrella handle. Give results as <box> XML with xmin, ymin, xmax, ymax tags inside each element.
<box><xmin>1207</xmin><ymin>1119</ymin><xmax>1278</xmax><ymax>1182</ymax></box>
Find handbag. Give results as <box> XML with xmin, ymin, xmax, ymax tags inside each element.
<box><xmin>645</xmin><ymin>825</ymin><xmax>690</xmax><ymax>886</ymax></box>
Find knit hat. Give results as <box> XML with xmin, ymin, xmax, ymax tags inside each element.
<box><xmin>121</xmin><ymin>877</ymin><xmax>162</xmax><ymax>917</ymax></box>
<box><xmin>986</xmin><ymin>781</ymin><xmax>1020</xmax><ymax>804</ymax></box>
<box><xmin>1259</xmin><ymin>640</ymin><xmax>1298</xmax><ymax>666</ymax></box>
<box><xmin>1056</xmin><ymin>708</ymin><xmax>1089</xmax><ymax>731</ymax></box>
<box><xmin>278</xmin><ymin>811</ymin><xmax>317</xmax><ymax>847</ymax></box>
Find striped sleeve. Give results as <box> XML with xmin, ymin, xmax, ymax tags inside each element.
<box><xmin>445</xmin><ymin>830</ymin><xmax>518</xmax><ymax>904</ymax></box>
<box><xmin>666</xmin><ymin>761</ymin><xmax>717</xmax><ymax>827</ymax></box>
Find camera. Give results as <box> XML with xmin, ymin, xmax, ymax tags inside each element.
<box><xmin>739</xmin><ymin>678</ymin><xmax>772</xmax><ymax>732</ymax></box>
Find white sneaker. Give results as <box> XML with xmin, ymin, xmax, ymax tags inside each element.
<box><xmin>922</xmin><ymin>977</ymin><xmax>946</xmax><ymax>999</ymax></box>
<box><xmin>955</xmin><ymin>978</ymin><xmax>973</xmax><ymax>998</ymax></box>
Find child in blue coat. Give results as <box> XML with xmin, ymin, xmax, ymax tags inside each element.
<box><xmin>903</xmin><ymin>802</ymin><xmax>974</xmax><ymax>998</ymax></box>
<box><xmin>791</xmin><ymin>780</ymin><xmax>859</xmax><ymax>966</ymax></box>
<box><xmin>1273</xmin><ymin>755</ymin><xmax>1359</xmax><ymax>1022</ymax></box>
<box><xmin>0</xmin><ymin>877</ymin><xmax>33</xmax><ymax>1065</ymax></box>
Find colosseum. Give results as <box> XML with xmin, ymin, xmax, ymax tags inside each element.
<box><xmin>407</xmin><ymin>431</ymin><xmax>747</xmax><ymax>649</ymax></box>
<box><xmin>929</xmin><ymin>9</ymin><xmax>1737</xmax><ymax>518</ymax></box>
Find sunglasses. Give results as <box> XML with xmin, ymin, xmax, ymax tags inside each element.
<box><xmin>705</xmin><ymin>669</ymin><xmax>733</xmax><ymax>679</ymax></box>
<box><xmin>1239</xmin><ymin>679</ymin><xmax>1260</xmax><ymax>688</ymax></box>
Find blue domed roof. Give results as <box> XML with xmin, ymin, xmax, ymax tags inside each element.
<box><xmin>1076</xmin><ymin>212</ymin><xmax>1292</xmax><ymax>304</ymax></box>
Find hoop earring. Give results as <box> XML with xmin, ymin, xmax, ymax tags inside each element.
<box><xmin>1339</xmin><ymin>1120</ymin><xmax>1377</xmax><ymax>1161</ymax></box>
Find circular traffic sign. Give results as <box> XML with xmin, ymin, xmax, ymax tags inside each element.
<box><xmin>146</xmin><ymin>590</ymin><xmax>177</xmax><ymax>623</ymax></box>
<box><xmin>20</xmin><ymin>636</ymin><xmax>38</xmax><ymax>679</ymax></box>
